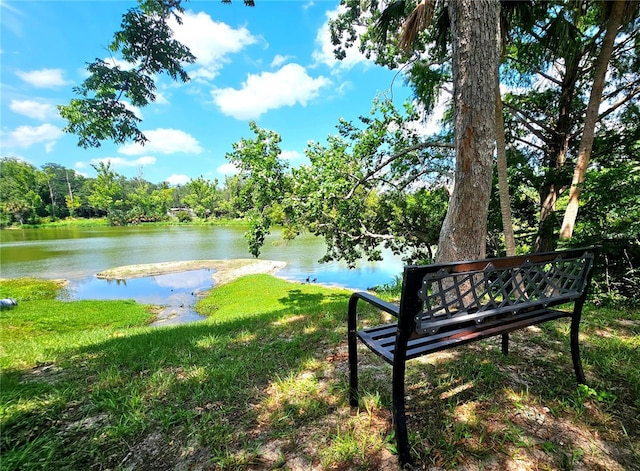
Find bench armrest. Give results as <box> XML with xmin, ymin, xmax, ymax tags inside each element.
<box><xmin>349</xmin><ymin>291</ymin><xmax>400</xmax><ymax>318</ymax></box>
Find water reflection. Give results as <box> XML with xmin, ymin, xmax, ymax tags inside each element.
<box><xmin>69</xmin><ymin>269</ymin><xmax>214</xmax><ymax>326</ymax></box>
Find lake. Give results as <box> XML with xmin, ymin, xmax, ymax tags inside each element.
<box><xmin>1</xmin><ymin>225</ymin><xmax>404</xmax><ymax>324</ymax></box>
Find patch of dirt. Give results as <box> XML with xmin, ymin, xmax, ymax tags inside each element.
<box><xmin>21</xmin><ymin>362</ymin><xmax>66</xmax><ymax>384</ymax></box>
<box><xmin>116</xmin><ymin>431</ymin><xmax>182</xmax><ymax>471</ymax></box>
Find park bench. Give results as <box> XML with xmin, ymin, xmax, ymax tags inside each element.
<box><xmin>347</xmin><ymin>247</ymin><xmax>597</xmax><ymax>466</ymax></box>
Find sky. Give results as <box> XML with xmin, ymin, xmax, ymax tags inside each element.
<box><xmin>0</xmin><ymin>0</ymin><xmax>414</xmax><ymax>185</ymax></box>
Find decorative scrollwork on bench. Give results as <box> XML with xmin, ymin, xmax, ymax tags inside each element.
<box><xmin>415</xmin><ymin>252</ymin><xmax>595</xmax><ymax>335</ymax></box>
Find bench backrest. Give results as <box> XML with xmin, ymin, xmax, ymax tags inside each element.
<box><xmin>399</xmin><ymin>247</ymin><xmax>596</xmax><ymax>336</ymax></box>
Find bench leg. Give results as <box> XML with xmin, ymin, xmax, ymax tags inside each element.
<box><xmin>393</xmin><ymin>330</ymin><xmax>413</xmax><ymax>466</ymax></box>
<box><xmin>570</xmin><ymin>314</ymin><xmax>586</xmax><ymax>384</ymax></box>
<box><xmin>348</xmin><ymin>297</ymin><xmax>359</xmax><ymax>407</ymax></box>
<box><xmin>501</xmin><ymin>333</ymin><xmax>509</xmax><ymax>355</ymax></box>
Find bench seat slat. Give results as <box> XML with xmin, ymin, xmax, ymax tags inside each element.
<box><xmin>357</xmin><ymin>308</ymin><xmax>569</xmax><ymax>364</ymax></box>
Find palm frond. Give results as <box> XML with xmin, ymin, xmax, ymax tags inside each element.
<box><xmin>374</xmin><ymin>0</ymin><xmax>406</xmax><ymax>44</ymax></box>
<box><xmin>400</xmin><ymin>0</ymin><xmax>435</xmax><ymax>51</ymax></box>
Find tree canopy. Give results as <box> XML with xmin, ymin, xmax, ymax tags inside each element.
<box><xmin>52</xmin><ymin>0</ymin><xmax>640</xmax><ymax>284</ymax></box>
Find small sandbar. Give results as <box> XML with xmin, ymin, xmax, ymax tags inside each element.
<box><xmin>96</xmin><ymin>259</ymin><xmax>287</xmax><ymax>286</ymax></box>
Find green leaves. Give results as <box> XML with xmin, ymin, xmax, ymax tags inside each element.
<box><xmin>226</xmin><ymin>100</ymin><xmax>452</xmax><ymax>265</ymax></box>
<box><xmin>59</xmin><ymin>97</ymin><xmax>146</xmax><ymax>148</ymax></box>
<box><xmin>182</xmin><ymin>176</ymin><xmax>220</xmax><ymax>218</ymax></box>
<box><xmin>226</xmin><ymin>122</ymin><xmax>291</xmax><ymax>257</ymax></box>
<box><xmin>58</xmin><ymin>0</ymin><xmax>194</xmax><ymax>148</ymax></box>
<box><xmin>88</xmin><ymin>161</ymin><xmax>126</xmax><ymax>224</ymax></box>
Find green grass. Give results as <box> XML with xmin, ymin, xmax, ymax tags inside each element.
<box><xmin>1</xmin><ymin>276</ymin><xmax>638</xmax><ymax>470</ymax></box>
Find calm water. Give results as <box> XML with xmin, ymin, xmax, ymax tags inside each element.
<box><xmin>1</xmin><ymin>225</ymin><xmax>403</xmax><ymax>324</ymax></box>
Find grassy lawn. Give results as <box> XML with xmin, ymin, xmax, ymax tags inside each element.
<box><xmin>1</xmin><ymin>276</ymin><xmax>638</xmax><ymax>470</ymax></box>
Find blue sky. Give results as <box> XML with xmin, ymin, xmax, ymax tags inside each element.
<box><xmin>1</xmin><ymin>0</ymin><xmax>414</xmax><ymax>185</ymax></box>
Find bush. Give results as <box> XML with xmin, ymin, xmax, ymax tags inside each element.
<box><xmin>588</xmin><ymin>238</ymin><xmax>640</xmax><ymax>308</ymax></box>
<box><xmin>567</xmin><ymin>238</ymin><xmax>640</xmax><ymax>308</ymax></box>
<box><xmin>176</xmin><ymin>210</ymin><xmax>192</xmax><ymax>223</ymax></box>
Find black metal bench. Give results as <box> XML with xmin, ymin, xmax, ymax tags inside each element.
<box><xmin>347</xmin><ymin>247</ymin><xmax>596</xmax><ymax>466</ymax></box>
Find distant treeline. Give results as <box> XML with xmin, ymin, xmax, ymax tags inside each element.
<box><xmin>0</xmin><ymin>158</ymin><xmax>245</xmax><ymax>226</ymax></box>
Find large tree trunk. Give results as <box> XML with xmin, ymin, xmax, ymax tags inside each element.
<box><xmin>436</xmin><ymin>0</ymin><xmax>500</xmax><ymax>263</ymax></box>
<box><xmin>560</xmin><ymin>0</ymin><xmax>627</xmax><ymax>240</ymax></box>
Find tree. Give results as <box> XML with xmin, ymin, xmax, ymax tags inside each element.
<box><xmin>64</xmin><ymin>170</ymin><xmax>82</xmax><ymax>218</ymax></box>
<box><xmin>59</xmin><ymin>0</ymin><xmax>255</xmax><ymax>148</ymax></box>
<box><xmin>182</xmin><ymin>176</ymin><xmax>219</xmax><ymax>219</ymax></box>
<box><xmin>88</xmin><ymin>161</ymin><xmax>126</xmax><ymax>224</ymax></box>
<box><xmin>294</xmin><ymin>98</ymin><xmax>451</xmax><ymax>266</ymax></box>
<box><xmin>331</xmin><ymin>0</ymin><xmax>501</xmax><ymax>262</ymax></box>
<box><xmin>560</xmin><ymin>0</ymin><xmax>638</xmax><ymax>240</ymax></box>
<box><xmin>435</xmin><ymin>0</ymin><xmax>500</xmax><ymax>262</ymax></box>
<box><xmin>495</xmin><ymin>84</ymin><xmax>516</xmax><ymax>255</ymax></box>
<box><xmin>0</xmin><ymin>158</ymin><xmax>43</xmax><ymax>225</ymax></box>
<box><xmin>226</xmin><ymin>122</ymin><xmax>290</xmax><ymax>257</ymax></box>
<box><xmin>226</xmin><ymin>98</ymin><xmax>452</xmax><ymax>266</ymax></box>
<box><xmin>217</xmin><ymin>174</ymin><xmax>245</xmax><ymax>218</ymax></box>
<box><xmin>40</xmin><ymin>163</ymin><xmax>79</xmax><ymax>220</ymax></box>
<box><xmin>493</xmin><ymin>1</ymin><xmax>638</xmax><ymax>251</ymax></box>
<box><xmin>125</xmin><ymin>171</ymin><xmax>173</xmax><ymax>222</ymax></box>
<box><xmin>58</xmin><ymin>0</ymin><xmax>195</xmax><ymax>148</ymax></box>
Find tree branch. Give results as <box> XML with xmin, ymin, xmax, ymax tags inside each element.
<box><xmin>503</xmin><ymin>102</ymin><xmax>553</xmax><ymax>141</ymax></box>
<box><xmin>345</xmin><ymin>140</ymin><xmax>454</xmax><ymax>199</ymax></box>
<box><xmin>511</xmin><ymin>135</ymin><xmax>547</xmax><ymax>153</ymax></box>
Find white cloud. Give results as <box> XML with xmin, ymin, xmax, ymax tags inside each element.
<box><xmin>271</xmin><ymin>54</ymin><xmax>292</xmax><ymax>68</ymax></box>
<box><xmin>16</xmin><ymin>68</ymin><xmax>70</xmax><ymax>88</ymax></box>
<box><xmin>312</xmin><ymin>6</ymin><xmax>371</xmax><ymax>71</ymax></box>
<box><xmin>91</xmin><ymin>156</ymin><xmax>157</xmax><ymax>169</ymax></box>
<box><xmin>212</xmin><ymin>63</ymin><xmax>331</xmax><ymax>120</ymax></box>
<box><xmin>217</xmin><ymin>162</ymin><xmax>239</xmax><ymax>176</ymax></box>
<box><xmin>155</xmin><ymin>92</ymin><xmax>170</xmax><ymax>105</ymax></box>
<box><xmin>123</xmin><ymin>101</ymin><xmax>143</xmax><ymax>119</ymax></box>
<box><xmin>169</xmin><ymin>10</ymin><xmax>257</xmax><ymax>82</ymax></box>
<box><xmin>45</xmin><ymin>141</ymin><xmax>56</xmax><ymax>153</ymax></box>
<box><xmin>1</xmin><ymin>123</ymin><xmax>62</xmax><ymax>148</ymax></box>
<box><xmin>165</xmin><ymin>174</ymin><xmax>191</xmax><ymax>185</ymax></box>
<box><xmin>103</xmin><ymin>56</ymin><xmax>136</xmax><ymax>70</ymax></box>
<box><xmin>118</xmin><ymin>128</ymin><xmax>203</xmax><ymax>155</ymax></box>
<box><xmin>9</xmin><ymin>99</ymin><xmax>58</xmax><ymax>120</ymax></box>
<box><xmin>280</xmin><ymin>150</ymin><xmax>302</xmax><ymax>161</ymax></box>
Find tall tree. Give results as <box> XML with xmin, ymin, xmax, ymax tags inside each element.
<box><xmin>436</xmin><ymin>0</ymin><xmax>500</xmax><ymax>262</ymax></box>
<box><xmin>560</xmin><ymin>0</ymin><xmax>637</xmax><ymax>239</ymax></box>
<box><xmin>332</xmin><ymin>0</ymin><xmax>501</xmax><ymax>262</ymax></box>
<box><xmin>502</xmin><ymin>1</ymin><xmax>639</xmax><ymax>251</ymax></box>
<box><xmin>88</xmin><ymin>161</ymin><xmax>126</xmax><ymax>224</ymax></box>
<box><xmin>226</xmin><ymin>122</ymin><xmax>290</xmax><ymax>257</ymax></box>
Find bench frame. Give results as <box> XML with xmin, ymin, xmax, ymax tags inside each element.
<box><xmin>347</xmin><ymin>247</ymin><xmax>596</xmax><ymax>466</ymax></box>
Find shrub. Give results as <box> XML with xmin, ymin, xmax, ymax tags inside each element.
<box><xmin>176</xmin><ymin>210</ymin><xmax>192</xmax><ymax>223</ymax></box>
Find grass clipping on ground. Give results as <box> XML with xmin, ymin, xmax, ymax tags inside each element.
<box><xmin>1</xmin><ymin>275</ymin><xmax>639</xmax><ymax>470</ymax></box>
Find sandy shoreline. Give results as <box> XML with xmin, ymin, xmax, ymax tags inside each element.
<box><xmin>96</xmin><ymin>259</ymin><xmax>287</xmax><ymax>286</ymax></box>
